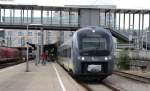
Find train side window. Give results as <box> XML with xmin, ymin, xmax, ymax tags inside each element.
<box><xmin>68</xmin><ymin>48</ymin><xmax>71</xmax><ymax>58</ymax></box>
<box><xmin>63</xmin><ymin>49</ymin><xmax>65</xmax><ymax>57</ymax></box>
<box><xmin>63</xmin><ymin>49</ymin><xmax>67</xmax><ymax>57</ymax></box>
<box><xmin>65</xmin><ymin>49</ymin><xmax>67</xmax><ymax>57</ymax></box>
<box><xmin>66</xmin><ymin>49</ymin><xmax>68</xmax><ymax>57</ymax></box>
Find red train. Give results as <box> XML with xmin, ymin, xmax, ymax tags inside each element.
<box><xmin>0</xmin><ymin>47</ymin><xmax>20</xmax><ymax>62</ymax></box>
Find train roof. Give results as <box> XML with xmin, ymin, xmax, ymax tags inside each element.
<box><xmin>76</xmin><ymin>26</ymin><xmax>112</xmax><ymax>36</ymax></box>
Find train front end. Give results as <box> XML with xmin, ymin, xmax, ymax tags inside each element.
<box><xmin>74</xmin><ymin>27</ymin><xmax>114</xmax><ymax>79</ymax></box>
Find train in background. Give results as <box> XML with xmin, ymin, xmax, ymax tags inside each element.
<box><xmin>0</xmin><ymin>46</ymin><xmax>35</xmax><ymax>63</ymax></box>
<box><xmin>58</xmin><ymin>26</ymin><xmax>115</xmax><ymax>80</ymax></box>
<box><xmin>0</xmin><ymin>47</ymin><xmax>20</xmax><ymax>63</ymax></box>
<box><xmin>17</xmin><ymin>47</ymin><xmax>35</xmax><ymax>60</ymax></box>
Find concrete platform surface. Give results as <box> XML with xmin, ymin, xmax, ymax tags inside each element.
<box><xmin>0</xmin><ymin>61</ymin><xmax>86</xmax><ymax>91</ymax></box>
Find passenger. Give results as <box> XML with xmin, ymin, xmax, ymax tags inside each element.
<box><xmin>45</xmin><ymin>51</ymin><xmax>48</xmax><ymax>62</ymax></box>
<box><xmin>40</xmin><ymin>52</ymin><xmax>47</xmax><ymax>65</ymax></box>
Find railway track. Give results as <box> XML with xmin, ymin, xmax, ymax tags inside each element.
<box><xmin>114</xmin><ymin>70</ymin><xmax>150</xmax><ymax>84</ymax></box>
<box><xmin>78</xmin><ymin>79</ymin><xmax>126</xmax><ymax>91</ymax></box>
<box><xmin>77</xmin><ymin>71</ymin><xmax>150</xmax><ymax>91</ymax></box>
<box><xmin>102</xmin><ymin>79</ymin><xmax>126</xmax><ymax>91</ymax></box>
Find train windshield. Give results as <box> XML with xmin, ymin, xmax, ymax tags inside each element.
<box><xmin>78</xmin><ymin>35</ymin><xmax>111</xmax><ymax>56</ymax></box>
<box><xmin>81</xmin><ymin>37</ymin><xmax>107</xmax><ymax>50</ymax></box>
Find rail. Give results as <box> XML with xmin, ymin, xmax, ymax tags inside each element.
<box><xmin>114</xmin><ymin>70</ymin><xmax>150</xmax><ymax>84</ymax></box>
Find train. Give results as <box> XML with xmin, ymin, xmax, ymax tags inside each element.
<box><xmin>0</xmin><ymin>47</ymin><xmax>20</xmax><ymax>63</ymax></box>
<box><xmin>58</xmin><ymin>26</ymin><xmax>115</xmax><ymax>80</ymax></box>
<box><xmin>0</xmin><ymin>46</ymin><xmax>35</xmax><ymax>63</ymax></box>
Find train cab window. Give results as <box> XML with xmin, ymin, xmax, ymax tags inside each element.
<box><xmin>81</xmin><ymin>37</ymin><xmax>107</xmax><ymax>50</ymax></box>
<box><xmin>78</xmin><ymin>34</ymin><xmax>111</xmax><ymax>56</ymax></box>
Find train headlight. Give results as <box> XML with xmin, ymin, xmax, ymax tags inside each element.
<box><xmin>104</xmin><ymin>56</ymin><xmax>112</xmax><ymax>60</ymax></box>
<box><xmin>81</xmin><ymin>57</ymin><xmax>85</xmax><ymax>61</ymax></box>
<box><xmin>104</xmin><ymin>57</ymin><xmax>108</xmax><ymax>60</ymax></box>
<box><xmin>92</xmin><ymin>30</ymin><xmax>95</xmax><ymax>33</ymax></box>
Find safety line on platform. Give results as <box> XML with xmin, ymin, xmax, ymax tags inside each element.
<box><xmin>52</xmin><ymin>63</ymin><xmax>67</xmax><ymax>91</ymax></box>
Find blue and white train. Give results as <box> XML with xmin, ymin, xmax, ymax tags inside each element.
<box><xmin>58</xmin><ymin>26</ymin><xmax>114</xmax><ymax>80</ymax></box>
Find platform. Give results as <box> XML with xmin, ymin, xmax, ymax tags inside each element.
<box><xmin>0</xmin><ymin>61</ymin><xmax>86</xmax><ymax>91</ymax></box>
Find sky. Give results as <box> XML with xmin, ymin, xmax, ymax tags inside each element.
<box><xmin>0</xmin><ymin>0</ymin><xmax>150</xmax><ymax>9</ymax></box>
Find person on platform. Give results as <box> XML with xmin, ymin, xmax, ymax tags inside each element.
<box><xmin>40</xmin><ymin>52</ymin><xmax>48</xmax><ymax>65</ymax></box>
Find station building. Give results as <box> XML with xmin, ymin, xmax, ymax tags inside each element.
<box><xmin>4</xmin><ymin>29</ymin><xmax>60</xmax><ymax>47</ymax></box>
